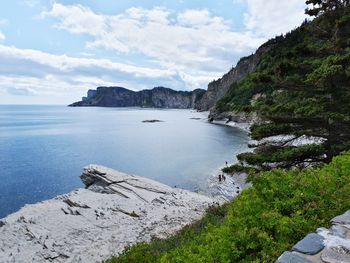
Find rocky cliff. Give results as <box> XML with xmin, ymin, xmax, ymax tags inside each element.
<box><xmin>195</xmin><ymin>42</ymin><xmax>275</xmax><ymax>111</ymax></box>
<box><xmin>70</xmin><ymin>87</ymin><xmax>205</xmax><ymax>109</ymax></box>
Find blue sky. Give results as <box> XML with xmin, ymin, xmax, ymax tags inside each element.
<box><xmin>0</xmin><ymin>0</ymin><xmax>307</xmax><ymax>104</ymax></box>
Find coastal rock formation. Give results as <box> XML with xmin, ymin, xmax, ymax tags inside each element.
<box><xmin>208</xmin><ymin>110</ymin><xmax>258</xmax><ymax>132</ymax></box>
<box><xmin>195</xmin><ymin>42</ymin><xmax>275</xmax><ymax>111</ymax></box>
<box><xmin>70</xmin><ymin>86</ymin><xmax>205</xmax><ymax>109</ymax></box>
<box><xmin>0</xmin><ymin>165</ymin><xmax>214</xmax><ymax>263</ymax></box>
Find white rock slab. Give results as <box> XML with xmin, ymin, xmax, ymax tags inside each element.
<box><xmin>0</xmin><ymin>165</ymin><xmax>215</xmax><ymax>263</ymax></box>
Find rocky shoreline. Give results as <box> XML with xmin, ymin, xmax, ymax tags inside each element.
<box><xmin>0</xmin><ymin>164</ymin><xmax>248</xmax><ymax>263</ymax></box>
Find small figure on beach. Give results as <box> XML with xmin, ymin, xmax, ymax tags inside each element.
<box><xmin>225</xmin><ymin>161</ymin><xmax>228</xmax><ymax>167</ymax></box>
<box><xmin>218</xmin><ymin>174</ymin><xmax>222</xmax><ymax>182</ymax></box>
<box><xmin>222</xmin><ymin>174</ymin><xmax>226</xmax><ymax>181</ymax></box>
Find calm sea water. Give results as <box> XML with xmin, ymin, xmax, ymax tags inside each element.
<box><xmin>0</xmin><ymin>105</ymin><xmax>249</xmax><ymax>218</ymax></box>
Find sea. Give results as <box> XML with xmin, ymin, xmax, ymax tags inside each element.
<box><xmin>0</xmin><ymin>105</ymin><xmax>250</xmax><ymax>218</ymax></box>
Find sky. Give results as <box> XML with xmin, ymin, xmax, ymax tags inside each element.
<box><xmin>0</xmin><ymin>0</ymin><xmax>307</xmax><ymax>104</ymax></box>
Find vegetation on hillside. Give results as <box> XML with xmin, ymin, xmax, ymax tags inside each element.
<box><xmin>305</xmin><ymin>0</ymin><xmax>350</xmax><ymax>17</ymax></box>
<box><xmin>216</xmin><ymin>3</ymin><xmax>350</xmax><ymax>171</ymax></box>
<box><xmin>108</xmin><ymin>152</ymin><xmax>350</xmax><ymax>262</ymax></box>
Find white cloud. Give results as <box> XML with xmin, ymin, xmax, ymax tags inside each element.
<box><xmin>42</xmin><ymin>3</ymin><xmax>266</xmax><ymax>77</ymax></box>
<box><xmin>41</xmin><ymin>3</ymin><xmax>106</xmax><ymax>36</ymax></box>
<box><xmin>0</xmin><ymin>32</ymin><xmax>5</xmax><ymax>42</ymax></box>
<box><xmin>243</xmin><ymin>0</ymin><xmax>307</xmax><ymax>37</ymax></box>
<box><xmin>126</xmin><ymin>6</ymin><xmax>171</xmax><ymax>24</ymax></box>
<box><xmin>0</xmin><ymin>45</ymin><xmax>174</xmax><ymax>77</ymax></box>
<box><xmin>0</xmin><ymin>44</ymin><xmax>214</xmax><ymax>103</ymax></box>
<box><xmin>177</xmin><ymin>9</ymin><xmax>228</xmax><ymax>30</ymax></box>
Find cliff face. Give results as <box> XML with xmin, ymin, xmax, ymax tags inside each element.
<box><xmin>195</xmin><ymin>43</ymin><xmax>274</xmax><ymax>111</ymax></box>
<box><xmin>70</xmin><ymin>87</ymin><xmax>205</xmax><ymax>109</ymax></box>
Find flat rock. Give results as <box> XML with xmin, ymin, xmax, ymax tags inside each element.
<box><xmin>276</xmin><ymin>251</ymin><xmax>313</xmax><ymax>263</ymax></box>
<box><xmin>0</xmin><ymin>165</ymin><xmax>215</xmax><ymax>263</ymax></box>
<box><xmin>332</xmin><ymin>211</ymin><xmax>350</xmax><ymax>225</ymax></box>
<box><xmin>330</xmin><ymin>225</ymin><xmax>348</xmax><ymax>238</ymax></box>
<box><xmin>318</xmin><ymin>228</ymin><xmax>350</xmax><ymax>251</ymax></box>
<box><xmin>321</xmin><ymin>248</ymin><xmax>350</xmax><ymax>263</ymax></box>
<box><xmin>292</xmin><ymin>233</ymin><xmax>325</xmax><ymax>255</ymax></box>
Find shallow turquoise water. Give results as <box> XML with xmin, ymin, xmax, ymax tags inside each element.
<box><xmin>0</xmin><ymin>105</ymin><xmax>249</xmax><ymax>218</ymax></box>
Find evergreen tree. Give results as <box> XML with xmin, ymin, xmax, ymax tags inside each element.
<box><xmin>305</xmin><ymin>0</ymin><xmax>350</xmax><ymax>16</ymax></box>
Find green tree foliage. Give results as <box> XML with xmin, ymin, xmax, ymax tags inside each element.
<box><xmin>305</xmin><ymin>0</ymin><xmax>350</xmax><ymax>17</ymax></box>
<box><xmin>108</xmin><ymin>152</ymin><xmax>350</xmax><ymax>262</ymax></box>
<box><xmin>216</xmin><ymin>4</ymin><xmax>350</xmax><ymax>171</ymax></box>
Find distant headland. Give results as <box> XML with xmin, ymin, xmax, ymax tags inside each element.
<box><xmin>69</xmin><ymin>86</ymin><xmax>205</xmax><ymax>109</ymax></box>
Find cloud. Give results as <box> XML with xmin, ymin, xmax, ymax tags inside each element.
<box><xmin>6</xmin><ymin>86</ymin><xmax>37</xmax><ymax>96</ymax></box>
<box><xmin>0</xmin><ymin>32</ymin><xmax>5</xmax><ymax>42</ymax></box>
<box><xmin>243</xmin><ymin>0</ymin><xmax>307</xmax><ymax>37</ymax></box>
<box><xmin>0</xmin><ymin>44</ymin><xmax>214</xmax><ymax>103</ymax></box>
<box><xmin>177</xmin><ymin>9</ymin><xmax>228</xmax><ymax>30</ymax></box>
<box><xmin>0</xmin><ymin>45</ymin><xmax>174</xmax><ymax>77</ymax></box>
<box><xmin>41</xmin><ymin>3</ymin><xmax>106</xmax><ymax>36</ymax></box>
<box><xmin>42</xmin><ymin>3</ymin><xmax>266</xmax><ymax>76</ymax></box>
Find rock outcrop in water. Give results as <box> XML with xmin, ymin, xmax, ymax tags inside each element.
<box><xmin>0</xmin><ymin>165</ymin><xmax>214</xmax><ymax>263</ymax></box>
<box><xmin>70</xmin><ymin>86</ymin><xmax>205</xmax><ymax>109</ymax></box>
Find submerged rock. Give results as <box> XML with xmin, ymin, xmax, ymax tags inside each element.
<box><xmin>0</xmin><ymin>165</ymin><xmax>214</xmax><ymax>263</ymax></box>
<box><xmin>142</xmin><ymin>119</ymin><xmax>163</xmax><ymax>123</ymax></box>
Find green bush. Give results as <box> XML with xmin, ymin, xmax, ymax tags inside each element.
<box><xmin>108</xmin><ymin>152</ymin><xmax>350</xmax><ymax>263</ymax></box>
